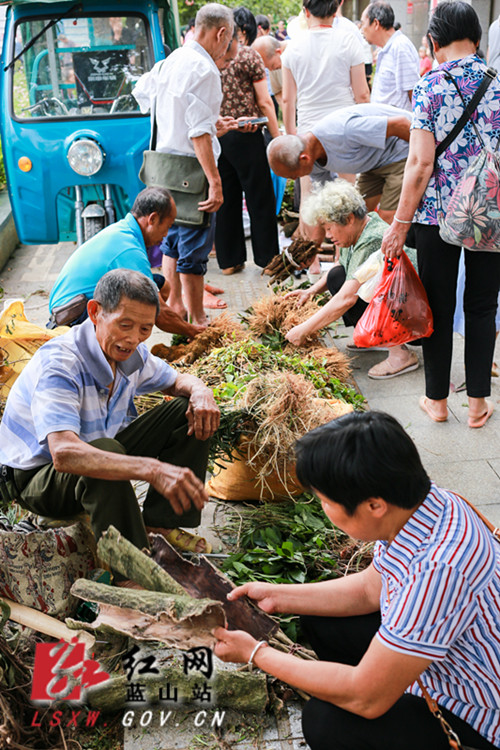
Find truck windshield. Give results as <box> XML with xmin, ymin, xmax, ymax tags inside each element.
<box><xmin>12</xmin><ymin>14</ymin><xmax>153</xmax><ymax>119</ymax></box>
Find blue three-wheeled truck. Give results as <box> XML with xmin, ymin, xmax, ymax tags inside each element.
<box><xmin>0</xmin><ymin>0</ymin><xmax>180</xmax><ymax>245</ymax></box>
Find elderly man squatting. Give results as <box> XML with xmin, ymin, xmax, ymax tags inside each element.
<box><xmin>0</xmin><ymin>270</ymin><xmax>220</xmax><ymax>574</ymax></box>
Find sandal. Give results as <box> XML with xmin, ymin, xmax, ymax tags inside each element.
<box><xmin>146</xmin><ymin>526</ymin><xmax>212</xmax><ymax>554</ymax></box>
<box><xmin>204</xmin><ymin>283</ymin><xmax>224</xmax><ymax>295</ymax></box>
<box><xmin>468</xmin><ymin>400</ymin><xmax>494</xmax><ymax>429</ymax></box>
<box><xmin>368</xmin><ymin>354</ymin><xmax>419</xmax><ymax>379</ymax></box>
<box><xmin>419</xmin><ymin>396</ymin><xmax>448</xmax><ymax>423</ymax></box>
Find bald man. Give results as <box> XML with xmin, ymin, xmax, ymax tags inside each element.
<box><xmin>267</xmin><ymin>103</ymin><xmax>411</xmax><ymax>223</ymax></box>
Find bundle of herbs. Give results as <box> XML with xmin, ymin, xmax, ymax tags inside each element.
<box><xmin>189</xmin><ymin>340</ymin><xmax>360</xmax><ymax>405</ymax></box>
<box><xmin>244</xmin><ymin>294</ymin><xmax>325</xmax><ymax>349</ymax></box>
<box><xmin>235</xmin><ymin>371</ymin><xmax>352</xmax><ymax>494</ymax></box>
<box><xmin>214</xmin><ymin>498</ymin><xmax>373</xmax><ymax>641</ymax></box>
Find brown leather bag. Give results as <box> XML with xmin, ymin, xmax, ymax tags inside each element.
<box><xmin>51</xmin><ymin>293</ymin><xmax>88</xmax><ymax>326</ymax></box>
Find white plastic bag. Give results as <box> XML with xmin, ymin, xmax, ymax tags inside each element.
<box><xmin>353</xmin><ymin>250</ymin><xmax>384</xmax><ymax>302</ymax></box>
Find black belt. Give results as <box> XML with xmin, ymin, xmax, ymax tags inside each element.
<box><xmin>0</xmin><ymin>465</ymin><xmax>14</xmax><ymax>482</ymax></box>
<box><xmin>0</xmin><ymin>465</ymin><xmax>19</xmax><ymax>504</ymax></box>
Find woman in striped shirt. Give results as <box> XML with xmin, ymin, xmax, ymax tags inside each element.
<box><xmin>213</xmin><ymin>411</ymin><xmax>500</xmax><ymax>750</ymax></box>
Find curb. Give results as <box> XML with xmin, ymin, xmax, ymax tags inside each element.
<box><xmin>0</xmin><ymin>191</ymin><xmax>19</xmax><ymax>273</ymax></box>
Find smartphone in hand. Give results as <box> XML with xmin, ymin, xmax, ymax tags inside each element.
<box><xmin>238</xmin><ymin>116</ymin><xmax>269</xmax><ymax>127</ymax></box>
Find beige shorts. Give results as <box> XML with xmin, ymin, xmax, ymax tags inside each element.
<box><xmin>356</xmin><ymin>158</ymin><xmax>406</xmax><ymax>211</ymax></box>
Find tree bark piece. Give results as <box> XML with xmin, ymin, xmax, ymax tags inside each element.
<box><xmin>97</xmin><ymin>526</ymin><xmax>186</xmax><ymax>596</ymax></box>
<box><xmin>70</xmin><ymin>579</ymin><xmax>226</xmax><ymax>649</ymax></box>
<box><xmin>86</xmin><ymin>661</ymin><xmax>268</xmax><ymax>714</ymax></box>
<box><xmin>149</xmin><ymin>534</ymin><xmax>278</xmax><ymax>641</ymax></box>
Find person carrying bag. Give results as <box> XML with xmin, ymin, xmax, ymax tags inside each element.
<box><xmin>139</xmin><ymin>96</ymin><xmax>209</xmax><ymax>229</ymax></box>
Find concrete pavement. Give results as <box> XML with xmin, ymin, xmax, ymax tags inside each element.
<box><xmin>0</xmin><ymin>225</ymin><xmax>499</xmax><ymax>750</ymax></box>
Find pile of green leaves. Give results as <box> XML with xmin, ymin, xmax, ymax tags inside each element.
<box><xmin>216</xmin><ymin>497</ymin><xmax>372</xmax><ymax>641</ymax></box>
<box><xmin>192</xmin><ymin>339</ymin><xmax>365</xmax><ymax>408</ymax></box>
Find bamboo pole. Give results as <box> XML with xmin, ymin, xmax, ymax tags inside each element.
<box><xmin>0</xmin><ymin>596</ymin><xmax>94</xmax><ymax>649</ymax></box>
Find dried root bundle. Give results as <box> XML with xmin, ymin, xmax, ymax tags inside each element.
<box><xmin>246</xmin><ymin>294</ymin><xmax>323</xmax><ymax>346</ymax></box>
<box><xmin>262</xmin><ymin>238</ymin><xmax>318</xmax><ymax>284</ymax></box>
<box><xmin>238</xmin><ymin>372</ymin><xmax>351</xmax><ymax>493</ymax></box>
<box><xmin>306</xmin><ymin>345</ymin><xmax>353</xmax><ymax>382</ymax></box>
<box><xmin>152</xmin><ymin>313</ymin><xmax>247</xmax><ymax>364</ymax></box>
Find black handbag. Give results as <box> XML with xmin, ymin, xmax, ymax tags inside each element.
<box><xmin>139</xmin><ymin>98</ymin><xmax>209</xmax><ymax>229</ymax></box>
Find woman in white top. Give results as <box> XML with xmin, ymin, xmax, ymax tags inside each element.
<box><xmin>281</xmin><ymin>0</ymin><xmax>369</xmax><ymax>250</ymax></box>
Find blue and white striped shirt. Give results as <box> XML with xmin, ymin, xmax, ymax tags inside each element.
<box><xmin>0</xmin><ymin>318</ymin><xmax>177</xmax><ymax>470</ymax></box>
<box><xmin>374</xmin><ymin>483</ymin><xmax>500</xmax><ymax>746</ymax></box>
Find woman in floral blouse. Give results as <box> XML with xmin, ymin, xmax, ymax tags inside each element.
<box><xmin>215</xmin><ymin>7</ymin><xmax>280</xmax><ymax>275</ymax></box>
<box><xmin>382</xmin><ymin>0</ymin><xmax>500</xmax><ymax>428</ymax></box>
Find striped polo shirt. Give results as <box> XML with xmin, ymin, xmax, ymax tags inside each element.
<box><xmin>373</xmin><ymin>483</ymin><xmax>500</xmax><ymax>746</ymax></box>
<box><xmin>0</xmin><ymin>318</ymin><xmax>177</xmax><ymax>470</ymax></box>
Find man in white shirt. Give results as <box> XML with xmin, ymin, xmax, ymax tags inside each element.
<box><xmin>133</xmin><ymin>4</ymin><xmax>234</xmax><ymax>327</ymax></box>
<box><xmin>360</xmin><ymin>1</ymin><xmax>419</xmax><ymax>112</ymax></box>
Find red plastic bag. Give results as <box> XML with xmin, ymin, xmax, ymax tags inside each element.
<box><xmin>353</xmin><ymin>251</ymin><xmax>433</xmax><ymax>348</ymax></box>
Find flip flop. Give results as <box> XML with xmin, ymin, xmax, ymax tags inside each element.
<box><xmin>204</xmin><ymin>283</ymin><xmax>224</xmax><ymax>295</ymax></box>
<box><xmin>419</xmin><ymin>395</ymin><xmax>448</xmax><ymax>423</ymax></box>
<box><xmin>346</xmin><ymin>341</ymin><xmax>388</xmax><ymax>352</ymax></box>
<box><xmin>367</xmin><ymin>355</ymin><xmax>419</xmax><ymax>379</ymax></box>
<box><xmin>146</xmin><ymin>526</ymin><xmax>212</xmax><ymax>554</ymax></box>
<box><xmin>203</xmin><ymin>291</ymin><xmax>227</xmax><ymax>309</ymax></box>
<box><xmin>468</xmin><ymin>400</ymin><xmax>494</xmax><ymax>429</ymax></box>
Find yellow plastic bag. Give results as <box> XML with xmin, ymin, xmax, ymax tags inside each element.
<box><xmin>0</xmin><ymin>300</ymin><xmax>69</xmax><ymax>399</ymax></box>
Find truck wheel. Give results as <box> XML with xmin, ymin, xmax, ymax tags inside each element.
<box><xmin>84</xmin><ymin>216</ymin><xmax>105</xmax><ymax>241</ymax></box>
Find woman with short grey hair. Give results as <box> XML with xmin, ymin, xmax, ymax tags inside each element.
<box><xmin>285</xmin><ymin>181</ymin><xmax>419</xmax><ymax>380</ymax></box>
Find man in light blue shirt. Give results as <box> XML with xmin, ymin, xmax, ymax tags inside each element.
<box><xmin>0</xmin><ymin>270</ymin><xmax>220</xmax><ymax>574</ymax></box>
<box><xmin>48</xmin><ymin>187</ymin><xmax>203</xmax><ymax>339</ymax></box>
<box><xmin>267</xmin><ymin>103</ymin><xmax>411</xmax><ymax>222</ymax></box>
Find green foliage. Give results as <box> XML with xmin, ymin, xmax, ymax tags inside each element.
<box><xmin>221</xmin><ymin>498</ymin><xmax>345</xmax><ymax>584</ymax></box>
<box><xmin>218</xmin><ymin>497</ymin><xmax>372</xmax><ymax>639</ymax></box>
<box><xmin>178</xmin><ymin>0</ymin><xmax>302</xmax><ymax>29</ymax></box>
<box><xmin>197</xmin><ymin>339</ymin><xmax>365</xmax><ymax>407</ymax></box>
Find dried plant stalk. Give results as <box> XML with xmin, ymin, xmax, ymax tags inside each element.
<box><xmin>262</xmin><ymin>239</ymin><xmax>318</xmax><ymax>284</ymax></box>
<box><xmin>152</xmin><ymin>313</ymin><xmax>247</xmax><ymax>364</ymax></box>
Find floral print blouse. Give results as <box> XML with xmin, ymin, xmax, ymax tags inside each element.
<box><xmin>220</xmin><ymin>45</ymin><xmax>266</xmax><ymax>119</ymax></box>
<box><xmin>411</xmin><ymin>54</ymin><xmax>500</xmax><ymax>225</ymax></box>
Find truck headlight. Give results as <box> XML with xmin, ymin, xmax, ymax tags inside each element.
<box><xmin>67</xmin><ymin>138</ymin><xmax>104</xmax><ymax>176</ymax></box>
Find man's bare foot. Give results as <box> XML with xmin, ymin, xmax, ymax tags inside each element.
<box><xmin>203</xmin><ymin>291</ymin><xmax>227</xmax><ymax>309</ymax></box>
<box><xmin>146</xmin><ymin>527</ymin><xmax>212</xmax><ymax>553</ymax></box>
